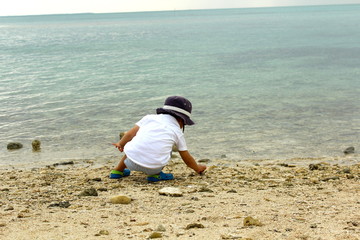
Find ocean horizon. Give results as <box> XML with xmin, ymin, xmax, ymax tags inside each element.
<box><xmin>1</xmin><ymin>4</ymin><xmax>359</xmax><ymax>169</ymax></box>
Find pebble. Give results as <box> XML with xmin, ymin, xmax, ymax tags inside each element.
<box><xmin>198</xmin><ymin>159</ymin><xmax>211</xmax><ymax>163</ymax></box>
<box><xmin>198</xmin><ymin>186</ymin><xmax>213</xmax><ymax>193</ymax></box>
<box><xmin>7</xmin><ymin>142</ymin><xmax>23</xmax><ymax>150</ymax></box>
<box><xmin>53</xmin><ymin>161</ymin><xmax>74</xmax><ymax>167</ymax></box>
<box><xmin>32</xmin><ymin>140</ymin><xmax>41</xmax><ymax>151</ymax></box>
<box><xmin>243</xmin><ymin>216</ymin><xmax>263</xmax><ymax>227</ymax></box>
<box><xmin>119</xmin><ymin>132</ymin><xmax>127</xmax><ymax>139</ymax></box>
<box><xmin>155</xmin><ymin>224</ymin><xmax>166</xmax><ymax>232</ymax></box>
<box><xmin>221</xmin><ymin>234</ymin><xmax>244</xmax><ymax>239</ymax></box>
<box><xmin>48</xmin><ymin>201</ymin><xmax>71</xmax><ymax>208</ymax></box>
<box><xmin>5</xmin><ymin>206</ymin><xmax>14</xmax><ymax>211</ymax></box>
<box><xmin>321</xmin><ymin>176</ymin><xmax>340</xmax><ymax>182</ymax></box>
<box><xmin>149</xmin><ymin>232</ymin><xmax>162</xmax><ymax>238</ymax></box>
<box><xmin>79</xmin><ymin>187</ymin><xmax>98</xmax><ymax>196</ymax></box>
<box><xmin>99</xmin><ymin>230</ymin><xmax>109</xmax><ymax>235</ymax></box>
<box><xmin>344</xmin><ymin>146</ymin><xmax>355</xmax><ymax>154</ymax></box>
<box><xmin>110</xmin><ymin>195</ymin><xmax>132</xmax><ymax>204</ymax></box>
<box><xmin>91</xmin><ymin>177</ymin><xmax>102</xmax><ymax>182</ymax></box>
<box><xmin>185</xmin><ymin>223</ymin><xmax>205</xmax><ymax>229</ymax></box>
<box><xmin>159</xmin><ymin>187</ymin><xmax>183</xmax><ymax>197</ymax></box>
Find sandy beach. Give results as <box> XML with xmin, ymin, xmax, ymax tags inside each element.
<box><xmin>1</xmin><ymin>155</ymin><xmax>359</xmax><ymax>240</ymax></box>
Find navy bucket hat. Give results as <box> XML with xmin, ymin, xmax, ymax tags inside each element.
<box><xmin>156</xmin><ymin>96</ymin><xmax>194</xmax><ymax>125</ymax></box>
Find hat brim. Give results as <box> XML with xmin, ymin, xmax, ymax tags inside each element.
<box><xmin>156</xmin><ymin>108</ymin><xmax>195</xmax><ymax>125</ymax></box>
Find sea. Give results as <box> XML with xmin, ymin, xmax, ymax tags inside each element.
<box><xmin>0</xmin><ymin>4</ymin><xmax>359</xmax><ymax>169</ymax></box>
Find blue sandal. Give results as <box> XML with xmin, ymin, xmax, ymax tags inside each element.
<box><xmin>109</xmin><ymin>169</ymin><xmax>131</xmax><ymax>179</ymax></box>
<box><xmin>147</xmin><ymin>172</ymin><xmax>174</xmax><ymax>182</ymax></box>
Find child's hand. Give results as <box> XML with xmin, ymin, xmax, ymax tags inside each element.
<box><xmin>112</xmin><ymin>143</ymin><xmax>123</xmax><ymax>152</ymax></box>
<box><xmin>197</xmin><ymin>164</ymin><xmax>207</xmax><ymax>174</ymax></box>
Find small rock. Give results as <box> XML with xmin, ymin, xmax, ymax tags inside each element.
<box><xmin>347</xmin><ymin>221</ymin><xmax>359</xmax><ymax>227</ymax></box>
<box><xmin>7</xmin><ymin>142</ymin><xmax>23</xmax><ymax>150</ymax></box>
<box><xmin>119</xmin><ymin>132</ymin><xmax>127</xmax><ymax>139</ymax></box>
<box><xmin>279</xmin><ymin>163</ymin><xmax>296</xmax><ymax>168</ymax></box>
<box><xmin>149</xmin><ymin>232</ymin><xmax>162</xmax><ymax>238</ymax></box>
<box><xmin>346</xmin><ymin>174</ymin><xmax>355</xmax><ymax>179</ymax></box>
<box><xmin>32</xmin><ymin>140</ymin><xmax>41</xmax><ymax>151</ymax></box>
<box><xmin>198</xmin><ymin>159</ymin><xmax>210</xmax><ymax>163</ymax></box>
<box><xmin>243</xmin><ymin>216</ymin><xmax>263</xmax><ymax>227</ymax></box>
<box><xmin>48</xmin><ymin>201</ymin><xmax>71</xmax><ymax>208</ymax></box>
<box><xmin>0</xmin><ymin>223</ymin><xmax>6</xmax><ymax>227</ymax></box>
<box><xmin>155</xmin><ymin>224</ymin><xmax>166</xmax><ymax>232</ymax></box>
<box><xmin>321</xmin><ymin>176</ymin><xmax>340</xmax><ymax>182</ymax></box>
<box><xmin>309</xmin><ymin>163</ymin><xmax>328</xmax><ymax>171</ymax></box>
<box><xmin>198</xmin><ymin>186</ymin><xmax>213</xmax><ymax>193</ymax></box>
<box><xmin>344</xmin><ymin>146</ymin><xmax>355</xmax><ymax>154</ymax></box>
<box><xmin>110</xmin><ymin>195</ymin><xmax>132</xmax><ymax>204</ymax></box>
<box><xmin>79</xmin><ymin>187</ymin><xmax>98</xmax><ymax>196</ymax></box>
<box><xmin>98</xmin><ymin>230</ymin><xmax>109</xmax><ymax>235</ymax></box>
<box><xmin>221</xmin><ymin>234</ymin><xmax>244</xmax><ymax>239</ymax></box>
<box><xmin>159</xmin><ymin>187</ymin><xmax>183</xmax><ymax>197</ymax></box>
<box><xmin>5</xmin><ymin>206</ymin><xmax>14</xmax><ymax>211</ymax></box>
<box><xmin>185</xmin><ymin>223</ymin><xmax>205</xmax><ymax>229</ymax></box>
<box><xmin>309</xmin><ymin>164</ymin><xmax>319</xmax><ymax>170</ymax></box>
<box><xmin>53</xmin><ymin>161</ymin><xmax>74</xmax><ymax>167</ymax></box>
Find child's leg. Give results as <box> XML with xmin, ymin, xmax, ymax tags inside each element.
<box><xmin>109</xmin><ymin>155</ymin><xmax>131</xmax><ymax>179</ymax></box>
<box><xmin>114</xmin><ymin>155</ymin><xmax>127</xmax><ymax>172</ymax></box>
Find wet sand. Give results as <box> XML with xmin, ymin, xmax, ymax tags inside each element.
<box><xmin>0</xmin><ymin>156</ymin><xmax>359</xmax><ymax>240</ymax></box>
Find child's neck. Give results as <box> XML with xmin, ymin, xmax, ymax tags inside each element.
<box><xmin>176</xmin><ymin>119</ymin><xmax>184</xmax><ymax>129</ymax></box>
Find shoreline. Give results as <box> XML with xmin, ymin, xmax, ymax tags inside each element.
<box><xmin>1</xmin><ymin>151</ymin><xmax>359</xmax><ymax>171</ymax></box>
<box><xmin>1</xmin><ymin>156</ymin><xmax>359</xmax><ymax>239</ymax></box>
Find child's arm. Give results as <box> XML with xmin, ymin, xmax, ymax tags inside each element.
<box><xmin>179</xmin><ymin>150</ymin><xmax>206</xmax><ymax>174</ymax></box>
<box><xmin>112</xmin><ymin>125</ymin><xmax>139</xmax><ymax>152</ymax></box>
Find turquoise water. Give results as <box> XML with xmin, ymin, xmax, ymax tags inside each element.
<box><xmin>1</xmin><ymin>5</ymin><xmax>359</xmax><ymax>168</ymax></box>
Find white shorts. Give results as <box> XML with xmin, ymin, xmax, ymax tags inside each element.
<box><xmin>124</xmin><ymin>158</ymin><xmax>163</xmax><ymax>175</ymax></box>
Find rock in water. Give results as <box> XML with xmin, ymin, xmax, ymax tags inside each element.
<box><xmin>53</xmin><ymin>161</ymin><xmax>74</xmax><ymax>167</ymax></box>
<box><xmin>7</xmin><ymin>142</ymin><xmax>23</xmax><ymax>150</ymax></box>
<box><xmin>159</xmin><ymin>187</ymin><xmax>183</xmax><ymax>197</ymax></box>
<box><xmin>32</xmin><ymin>140</ymin><xmax>41</xmax><ymax>151</ymax></box>
<box><xmin>110</xmin><ymin>195</ymin><xmax>132</xmax><ymax>204</ymax></box>
<box><xmin>344</xmin><ymin>146</ymin><xmax>355</xmax><ymax>154</ymax></box>
<box><xmin>119</xmin><ymin>132</ymin><xmax>127</xmax><ymax>139</ymax></box>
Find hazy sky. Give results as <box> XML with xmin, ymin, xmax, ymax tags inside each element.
<box><xmin>2</xmin><ymin>0</ymin><xmax>360</xmax><ymax>16</ymax></box>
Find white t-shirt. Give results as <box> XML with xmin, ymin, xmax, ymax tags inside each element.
<box><xmin>124</xmin><ymin>114</ymin><xmax>187</xmax><ymax>168</ymax></box>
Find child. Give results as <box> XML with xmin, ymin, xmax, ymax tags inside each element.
<box><xmin>110</xmin><ymin>96</ymin><xmax>206</xmax><ymax>182</ymax></box>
